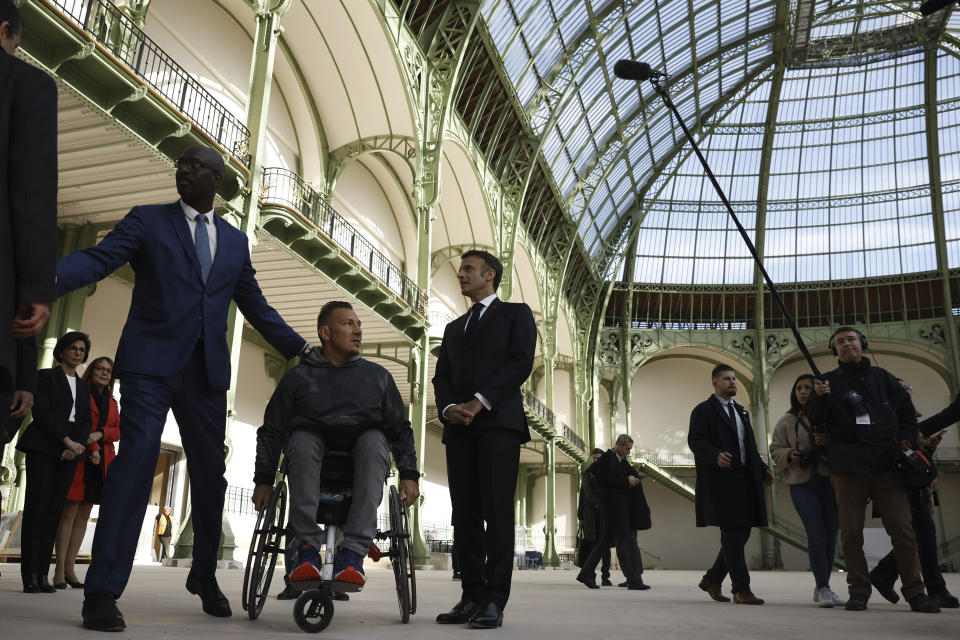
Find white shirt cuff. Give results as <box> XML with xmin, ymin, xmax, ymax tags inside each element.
<box><xmin>474</xmin><ymin>393</ymin><xmax>491</xmax><ymax>411</ymax></box>
<box><xmin>441</xmin><ymin>404</ymin><xmax>456</xmax><ymax>419</ymax></box>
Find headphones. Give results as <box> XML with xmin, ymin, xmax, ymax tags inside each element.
<box><xmin>828</xmin><ymin>327</ymin><xmax>868</xmax><ymax>356</ymax></box>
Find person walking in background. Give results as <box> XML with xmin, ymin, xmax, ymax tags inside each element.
<box><xmin>16</xmin><ymin>331</ymin><xmax>92</xmax><ymax>594</ymax></box>
<box><xmin>156</xmin><ymin>507</ymin><xmax>174</xmax><ymax>562</ymax></box>
<box><xmin>53</xmin><ymin>357</ymin><xmax>120</xmax><ymax>588</ymax></box>
<box><xmin>576</xmin><ymin>448</ymin><xmax>611</xmax><ymax>586</ymax></box>
<box><xmin>433</xmin><ymin>250</ymin><xmax>536</xmax><ymax>630</ymax></box>
<box><xmin>769</xmin><ymin>374</ymin><xmax>843</xmax><ymax>608</ymax></box>
<box><xmin>689</xmin><ymin>364</ymin><xmax>773</xmax><ymax>605</ymax></box>
<box><xmin>56</xmin><ymin>144</ymin><xmax>310</xmax><ymax>631</ymax></box>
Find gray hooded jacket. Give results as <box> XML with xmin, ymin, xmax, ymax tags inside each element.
<box><xmin>254</xmin><ymin>349</ymin><xmax>419</xmax><ymax>486</ymax></box>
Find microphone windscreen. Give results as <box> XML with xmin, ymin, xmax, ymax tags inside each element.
<box><xmin>920</xmin><ymin>0</ymin><xmax>955</xmax><ymax>15</ymax></box>
<box><xmin>613</xmin><ymin>59</ymin><xmax>654</xmax><ymax>81</ymax></box>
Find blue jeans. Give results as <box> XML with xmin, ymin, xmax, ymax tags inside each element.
<box><xmin>790</xmin><ymin>475</ymin><xmax>839</xmax><ymax>590</ymax></box>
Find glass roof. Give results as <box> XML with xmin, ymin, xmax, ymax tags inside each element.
<box><xmin>480</xmin><ymin>0</ymin><xmax>960</xmax><ymax>285</ymax></box>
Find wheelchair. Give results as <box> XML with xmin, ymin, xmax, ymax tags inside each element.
<box><xmin>241</xmin><ymin>451</ymin><xmax>417</xmax><ymax>632</ymax></box>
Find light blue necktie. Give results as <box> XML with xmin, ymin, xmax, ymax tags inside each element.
<box><xmin>195</xmin><ymin>214</ymin><xmax>212</xmax><ymax>284</ymax></box>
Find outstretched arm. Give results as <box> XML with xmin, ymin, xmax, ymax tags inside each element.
<box><xmin>233</xmin><ymin>246</ymin><xmax>307</xmax><ymax>359</ymax></box>
<box><xmin>57</xmin><ymin>207</ymin><xmax>146</xmax><ymax>296</ymax></box>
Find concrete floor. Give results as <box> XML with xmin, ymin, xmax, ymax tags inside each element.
<box><xmin>0</xmin><ymin>564</ymin><xmax>957</xmax><ymax>639</ymax></box>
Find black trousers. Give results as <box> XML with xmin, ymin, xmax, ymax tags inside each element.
<box><xmin>871</xmin><ymin>490</ymin><xmax>947</xmax><ymax>595</ymax></box>
<box><xmin>582</xmin><ymin>534</ymin><xmax>638</xmax><ymax>583</ymax></box>
<box><xmin>704</xmin><ymin>526</ymin><xmax>753</xmax><ymax>593</ymax></box>
<box><xmin>21</xmin><ymin>451</ymin><xmax>79</xmax><ymax>581</ymax></box>
<box><xmin>445</xmin><ymin>428</ymin><xmax>521</xmax><ymax>609</ymax></box>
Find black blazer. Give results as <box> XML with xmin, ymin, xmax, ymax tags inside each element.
<box><xmin>592</xmin><ymin>449</ymin><xmax>650</xmax><ymax>538</ymax></box>
<box><xmin>687</xmin><ymin>395</ymin><xmax>768</xmax><ymax>528</ymax></box>
<box><xmin>432</xmin><ymin>298</ymin><xmax>537</xmax><ymax>442</ymax></box>
<box><xmin>0</xmin><ymin>52</ymin><xmax>58</xmax><ymax>382</ymax></box>
<box><xmin>17</xmin><ymin>367</ymin><xmax>92</xmax><ymax>458</ymax></box>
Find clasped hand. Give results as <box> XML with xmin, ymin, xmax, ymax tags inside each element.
<box><xmin>446</xmin><ymin>398</ymin><xmax>484</xmax><ymax>426</ymax></box>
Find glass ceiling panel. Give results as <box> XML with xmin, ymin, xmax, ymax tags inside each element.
<box><xmin>479</xmin><ymin>1</ymin><xmax>957</xmax><ymax>284</ymax></box>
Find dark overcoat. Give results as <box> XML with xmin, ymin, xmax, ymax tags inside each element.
<box><xmin>687</xmin><ymin>395</ymin><xmax>768</xmax><ymax>528</ymax></box>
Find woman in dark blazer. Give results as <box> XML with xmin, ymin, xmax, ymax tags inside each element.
<box><xmin>53</xmin><ymin>356</ymin><xmax>119</xmax><ymax>588</ymax></box>
<box><xmin>16</xmin><ymin>331</ymin><xmax>92</xmax><ymax>593</ymax></box>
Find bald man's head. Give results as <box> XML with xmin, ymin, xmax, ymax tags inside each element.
<box><xmin>176</xmin><ymin>145</ymin><xmax>224</xmax><ymax>211</ymax></box>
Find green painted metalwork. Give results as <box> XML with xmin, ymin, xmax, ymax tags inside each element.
<box><xmin>17</xmin><ymin>0</ymin><xmax>251</xmax><ymax>199</ymax></box>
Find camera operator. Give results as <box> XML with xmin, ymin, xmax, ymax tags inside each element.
<box><xmin>806</xmin><ymin>327</ymin><xmax>939</xmax><ymax>613</ymax></box>
<box><xmin>869</xmin><ymin>381</ymin><xmax>959</xmax><ymax>609</ymax></box>
<box><xmin>769</xmin><ymin>374</ymin><xmax>842</xmax><ymax>607</ymax></box>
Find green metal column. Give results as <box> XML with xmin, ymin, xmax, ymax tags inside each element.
<box><xmin>542</xmin><ymin>437</ymin><xmax>559</xmax><ymax>567</ymax></box>
<box><xmin>924</xmin><ymin>47</ymin><xmax>960</xmax><ymax>396</ymax></box>
<box><xmin>173</xmin><ymin>0</ymin><xmax>290</xmax><ymax>562</ymax></box>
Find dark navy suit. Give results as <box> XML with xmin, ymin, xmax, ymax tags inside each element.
<box><xmin>57</xmin><ymin>201</ymin><xmax>305</xmax><ymax>597</ymax></box>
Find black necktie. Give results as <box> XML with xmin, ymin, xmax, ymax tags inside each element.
<box><xmin>464</xmin><ymin>302</ymin><xmax>484</xmax><ymax>342</ymax></box>
<box><xmin>726</xmin><ymin>402</ymin><xmax>737</xmax><ymax>429</ymax></box>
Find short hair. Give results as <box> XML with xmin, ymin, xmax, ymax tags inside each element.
<box><xmin>54</xmin><ymin>331</ymin><xmax>91</xmax><ymax>364</ymax></box>
<box><xmin>711</xmin><ymin>364</ymin><xmax>734</xmax><ymax>380</ymax></box>
<box><xmin>788</xmin><ymin>374</ymin><xmax>815</xmax><ymax>416</ymax></box>
<box><xmin>316</xmin><ymin>301</ymin><xmax>354</xmax><ymax>343</ymax></box>
<box><xmin>0</xmin><ymin>1</ymin><xmax>22</xmax><ymax>36</ymax></box>
<box><xmin>461</xmin><ymin>249</ymin><xmax>503</xmax><ymax>291</ymax></box>
<box><xmin>615</xmin><ymin>434</ymin><xmax>634</xmax><ymax>446</ymax></box>
<box><xmin>82</xmin><ymin>356</ymin><xmax>116</xmax><ymax>395</ymax></box>
<box><xmin>591</xmin><ymin>447</ymin><xmax>604</xmax><ymax>456</ymax></box>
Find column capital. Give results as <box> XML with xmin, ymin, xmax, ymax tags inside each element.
<box><xmin>255</xmin><ymin>0</ymin><xmax>291</xmax><ymax>17</ymax></box>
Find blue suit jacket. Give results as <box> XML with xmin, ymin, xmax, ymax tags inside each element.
<box><xmin>57</xmin><ymin>202</ymin><xmax>305</xmax><ymax>391</ymax></box>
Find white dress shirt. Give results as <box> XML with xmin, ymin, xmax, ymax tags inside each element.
<box><xmin>66</xmin><ymin>374</ymin><xmax>77</xmax><ymax>422</ymax></box>
<box><xmin>715</xmin><ymin>395</ymin><xmax>747</xmax><ymax>466</ymax></box>
<box><xmin>180</xmin><ymin>199</ymin><xmax>217</xmax><ymax>258</ymax></box>
<box><xmin>441</xmin><ymin>294</ymin><xmax>498</xmax><ymax>419</ymax></box>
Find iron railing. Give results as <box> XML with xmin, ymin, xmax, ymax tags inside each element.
<box><xmin>521</xmin><ymin>390</ymin><xmax>587</xmax><ymax>454</ymax></box>
<box><xmin>560</xmin><ymin>421</ymin><xmax>585</xmax><ymax>453</ymax></box>
<box><xmin>48</xmin><ymin>0</ymin><xmax>250</xmax><ymax>164</ymax></box>
<box><xmin>634</xmin><ymin>448</ymin><xmax>696</xmax><ymax>466</ymax></box>
<box><xmin>260</xmin><ymin>167</ymin><xmax>427</xmax><ymax>315</ymax></box>
<box><xmin>224</xmin><ymin>486</ymin><xmax>256</xmax><ymax>516</ymax></box>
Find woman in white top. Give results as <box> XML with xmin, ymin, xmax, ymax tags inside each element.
<box><xmin>769</xmin><ymin>374</ymin><xmax>843</xmax><ymax>608</ymax></box>
<box><xmin>16</xmin><ymin>331</ymin><xmax>93</xmax><ymax>593</ymax></box>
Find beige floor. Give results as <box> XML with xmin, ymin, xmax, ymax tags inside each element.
<box><xmin>0</xmin><ymin>563</ymin><xmax>957</xmax><ymax>639</ymax></box>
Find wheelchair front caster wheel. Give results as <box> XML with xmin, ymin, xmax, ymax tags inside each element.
<box><xmin>293</xmin><ymin>590</ymin><xmax>334</xmax><ymax>633</ymax></box>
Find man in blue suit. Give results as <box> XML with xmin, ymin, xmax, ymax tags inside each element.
<box><xmin>56</xmin><ymin>145</ymin><xmax>309</xmax><ymax>631</ymax></box>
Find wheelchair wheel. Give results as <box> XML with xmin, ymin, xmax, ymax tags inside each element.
<box><xmin>242</xmin><ymin>480</ymin><xmax>287</xmax><ymax>620</ymax></box>
<box><xmin>388</xmin><ymin>485</ymin><xmax>416</xmax><ymax>622</ymax></box>
<box><xmin>294</xmin><ymin>590</ymin><xmax>334</xmax><ymax>633</ymax></box>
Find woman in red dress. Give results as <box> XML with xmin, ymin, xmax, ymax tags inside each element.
<box><xmin>52</xmin><ymin>357</ymin><xmax>119</xmax><ymax>588</ymax></box>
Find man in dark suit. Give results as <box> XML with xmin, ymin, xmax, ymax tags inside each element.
<box><xmin>1</xmin><ymin>2</ymin><xmax>57</xmax><ymax>409</ymax></box>
<box><xmin>688</xmin><ymin>364</ymin><xmax>773</xmax><ymax>605</ymax></box>
<box><xmin>576</xmin><ymin>448</ymin><xmax>610</xmax><ymax>585</ymax></box>
<box><xmin>2</xmin><ymin>336</ymin><xmax>37</xmax><ymax>513</ymax></box>
<box><xmin>433</xmin><ymin>250</ymin><xmax>536</xmax><ymax>630</ymax></box>
<box><xmin>576</xmin><ymin>435</ymin><xmax>649</xmax><ymax>590</ymax></box>
<box><xmin>56</xmin><ymin>145</ymin><xmax>309</xmax><ymax>631</ymax></box>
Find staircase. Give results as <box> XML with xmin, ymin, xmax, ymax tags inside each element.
<box><xmin>633</xmin><ymin>455</ymin><xmax>843</xmax><ymax>567</ymax></box>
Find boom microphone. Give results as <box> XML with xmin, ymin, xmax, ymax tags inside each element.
<box><xmin>613</xmin><ymin>59</ymin><xmax>666</xmax><ymax>81</ymax></box>
<box><xmin>919</xmin><ymin>0</ymin><xmax>957</xmax><ymax>15</ymax></box>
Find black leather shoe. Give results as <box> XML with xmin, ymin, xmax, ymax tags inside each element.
<box><xmin>185</xmin><ymin>572</ymin><xmax>232</xmax><ymax>617</ymax></box>
<box><xmin>601</xmin><ymin>579</ymin><xmax>613</xmax><ymax>587</ymax></box>
<box><xmin>845</xmin><ymin>593</ymin><xmax>868</xmax><ymax>611</ymax></box>
<box><xmin>618</xmin><ymin>581</ymin><xmax>629</xmax><ymax>588</ymax></box>
<box><xmin>436</xmin><ymin>599</ymin><xmax>481</xmax><ymax>624</ymax></box>
<box><xmin>37</xmin><ymin>575</ymin><xmax>57</xmax><ymax>593</ymax></box>
<box><xmin>628</xmin><ymin>580</ymin><xmax>651</xmax><ymax>590</ymax></box>
<box><xmin>332</xmin><ymin>591</ymin><xmax>350</xmax><ymax>601</ymax></box>
<box><xmin>868</xmin><ymin>569</ymin><xmax>899</xmax><ymax>604</ymax></box>
<box><xmin>576</xmin><ymin>573</ymin><xmax>598</xmax><ymax>589</ymax></box>
<box><xmin>932</xmin><ymin>591</ymin><xmax>960</xmax><ymax>609</ymax></box>
<box><xmin>66</xmin><ymin>577</ymin><xmax>85</xmax><ymax>589</ymax></box>
<box><xmin>82</xmin><ymin>591</ymin><xmax>126</xmax><ymax>631</ymax></box>
<box><xmin>468</xmin><ymin>602</ymin><xmax>503</xmax><ymax>629</ymax></box>
<box><xmin>908</xmin><ymin>594</ymin><xmax>941</xmax><ymax>614</ymax></box>
<box><xmin>54</xmin><ymin>582</ymin><xmax>68</xmax><ymax>590</ymax></box>
<box><xmin>276</xmin><ymin>582</ymin><xmax>301</xmax><ymax>600</ymax></box>
<box><xmin>22</xmin><ymin>574</ymin><xmax>40</xmax><ymax>593</ymax></box>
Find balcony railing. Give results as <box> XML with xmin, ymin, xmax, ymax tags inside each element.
<box><xmin>260</xmin><ymin>167</ymin><xmax>427</xmax><ymax>315</ymax></box>
<box><xmin>48</xmin><ymin>0</ymin><xmax>250</xmax><ymax>164</ymax></box>
<box><xmin>634</xmin><ymin>448</ymin><xmax>696</xmax><ymax>467</ymax></box>
<box><xmin>521</xmin><ymin>390</ymin><xmax>585</xmax><ymax>454</ymax></box>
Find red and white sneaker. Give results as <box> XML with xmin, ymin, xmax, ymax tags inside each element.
<box><xmin>289</xmin><ymin>544</ymin><xmax>322</xmax><ymax>583</ymax></box>
<box><xmin>333</xmin><ymin>548</ymin><xmax>366</xmax><ymax>586</ymax></box>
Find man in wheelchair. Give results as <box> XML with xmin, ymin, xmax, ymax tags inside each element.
<box><xmin>252</xmin><ymin>301</ymin><xmax>420</xmax><ymax>589</ymax></box>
